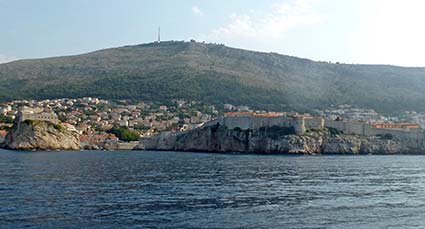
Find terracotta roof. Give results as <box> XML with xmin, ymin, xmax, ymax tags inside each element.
<box><xmin>372</xmin><ymin>123</ymin><xmax>420</xmax><ymax>129</ymax></box>
<box><xmin>225</xmin><ymin>112</ymin><xmax>285</xmax><ymax>117</ymax></box>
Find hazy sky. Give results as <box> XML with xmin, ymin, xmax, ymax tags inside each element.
<box><xmin>1</xmin><ymin>0</ymin><xmax>425</xmax><ymax>66</ymax></box>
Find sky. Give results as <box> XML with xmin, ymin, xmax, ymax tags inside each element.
<box><xmin>1</xmin><ymin>0</ymin><xmax>425</xmax><ymax>67</ymax></box>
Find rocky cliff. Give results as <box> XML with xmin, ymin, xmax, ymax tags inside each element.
<box><xmin>2</xmin><ymin>120</ymin><xmax>80</xmax><ymax>151</ymax></box>
<box><xmin>138</xmin><ymin>124</ymin><xmax>420</xmax><ymax>155</ymax></box>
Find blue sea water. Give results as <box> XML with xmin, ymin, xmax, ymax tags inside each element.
<box><xmin>1</xmin><ymin>149</ymin><xmax>425</xmax><ymax>228</ymax></box>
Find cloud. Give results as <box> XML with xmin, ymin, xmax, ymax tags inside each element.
<box><xmin>192</xmin><ymin>6</ymin><xmax>203</xmax><ymax>16</ymax></box>
<box><xmin>0</xmin><ymin>54</ymin><xmax>17</xmax><ymax>64</ymax></box>
<box><xmin>350</xmin><ymin>0</ymin><xmax>425</xmax><ymax>66</ymax></box>
<box><xmin>200</xmin><ymin>0</ymin><xmax>322</xmax><ymax>49</ymax></box>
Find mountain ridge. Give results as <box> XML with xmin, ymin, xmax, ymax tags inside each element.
<box><xmin>1</xmin><ymin>40</ymin><xmax>425</xmax><ymax>113</ymax></box>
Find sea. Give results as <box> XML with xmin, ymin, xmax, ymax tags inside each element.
<box><xmin>1</xmin><ymin>149</ymin><xmax>425</xmax><ymax>228</ymax></box>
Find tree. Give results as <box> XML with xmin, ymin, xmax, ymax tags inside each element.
<box><xmin>107</xmin><ymin>126</ymin><xmax>140</xmax><ymax>141</ymax></box>
<box><xmin>0</xmin><ymin>114</ymin><xmax>14</xmax><ymax>123</ymax></box>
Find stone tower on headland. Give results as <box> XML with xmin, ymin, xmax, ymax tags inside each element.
<box><xmin>16</xmin><ymin>106</ymin><xmax>59</xmax><ymax>124</ymax></box>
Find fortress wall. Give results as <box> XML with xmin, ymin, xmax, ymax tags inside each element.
<box><xmin>223</xmin><ymin>116</ymin><xmax>302</xmax><ymax>130</ymax></box>
<box><xmin>305</xmin><ymin>118</ymin><xmax>325</xmax><ymax>130</ymax></box>
<box><xmin>326</xmin><ymin>119</ymin><xmax>425</xmax><ymax>148</ymax></box>
<box><xmin>267</xmin><ymin>117</ymin><xmax>295</xmax><ymax>128</ymax></box>
<box><xmin>417</xmin><ymin>132</ymin><xmax>425</xmax><ymax>148</ymax></box>
<box><xmin>202</xmin><ymin>119</ymin><xmax>220</xmax><ymax>128</ymax></box>
<box><xmin>325</xmin><ymin>120</ymin><xmax>348</xmax><ymax>133</ymax></box>
<box><xmin>223</xmin><ymin>116</ymin><xmax>252</xmax><ymax>130</ymax></box>
<box><xmin>270</xmin><ymin>117</ymin><xmax>295</xmax><ymax>127</ymax></box>
<box><xmin>344</xmin><ymin>122</ymin><xmax>367</xmax><ymax>135</ymax></box>
<box><xmin>294</xmin><ymin>118</ymin><xmax>306</xmax><ymax>135</ymax></box>
<box><xmin>20</xmin><ymin>113</ymin><xmax>59</xmax><ymax>124</ymax></box>
<box><xmin>391</xmin><ymin>129</ymin><xmax>422</xmax><ymax>148</ymax></box>
<box><xmin>354</xmin><ymin>124</ymin><xmax>423</xmax><ymax>143</ymax></box>
<box><xmin>362</xmin><ymin>125</ymin><xmax>376</xmax><ymax>136</ymax></box>
<box><xmin>325</xmin><ymin>120</ymin><xmax>368</xmax><ymax>135</ymax></box>
<box><xmin>219</xmin><ymin>118</ymin><xmax>425</xmax><ymax>145</ymax></box>
<box><xmin>220</xmin><ymin>116</ymin><xmax>305</xmax><ymax>135</ymax></box>
<box><xmin>268</xmin><ymin>116</ymin><xmax>281</xmax><ymax>127</ymax></box>
<box><xmin>372</xmin><ymin>128</ymin><xmax>423</xmax><ymax>143</ymax></box>
<box><xmin>252</xmin><ymin>116</ymin><xmax>272</xmax><ymax>129</ymax></box>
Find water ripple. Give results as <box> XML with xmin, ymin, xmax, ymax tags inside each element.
<box><xmin>1</xmin><ymin>150</ymin><xmax>425</xmax><ymax>228</ymax></box>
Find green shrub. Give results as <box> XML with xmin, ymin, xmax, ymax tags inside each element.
<box><xmin>0</xmin><ymin>114</ymin><xmax>13</xmax><ymax>123</ymax></box>
<box><xmin>0</xmin><ymin>125</ymin><xmax>11</xmax><ymax>130</ymax></box>
<box><xmin>328</xmin><ymin>127</ymin><xmax>343</xmax><ymax>136</ymax></box>
<box><xmin>233</xmin><ymin>127</ymin><xmax>242</xmax><ymax>132</ymax></box>
<box><xmin>377</xmin><ymin>133</ymin><xmax>393</xmax><ymax>140</ymax></box>
<box><xmin>53</xmin><ymin>124</ymin><xmax>64</xmax><ymax>131</ymax></box>
<box><xmin>308</xmin><ymin>128</ymin><xmax>324</xmax><ymax>133</ymax></box>
<box><xmin>23</xmin><ymin>119</ymin><xmax>39</xmax><ymax>126</ymax></box>
<box><xmin>107</xmin><ymin>126</ymin><xmax>140</xmax><ymax>141</ymax></box>
<box><xmin>58</xmin><ymin>114</ymin><xmax>67</xmax><ymax>122</ymax></box>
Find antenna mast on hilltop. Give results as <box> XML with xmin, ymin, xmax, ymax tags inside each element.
<box><xmin>158</xmin><ymin>26</ymin><xmax>161</xmax><ymax>43</ymax></box>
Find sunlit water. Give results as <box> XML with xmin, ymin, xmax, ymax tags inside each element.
<box><xmin>1</xmin><ymin>149</ymin><xmax>425</xmax><ymax>228</ymax></box>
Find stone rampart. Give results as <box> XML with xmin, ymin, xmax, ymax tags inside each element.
<box><xmin>16</xmin><ymin>106</ymin><xmax>59</xmax><ymax>124</ymax></box>
<box><xmin>223</xmin><ymin>115</ymin><xmax>253</xmax><ymax>130</ymax></box>
<box><xmin>325</xmin><ymin>120</ymin><xmax>368</xmax><ymax>135</ymax></box>
<box><xmin>202</xmin><ymin>115</ymin><xmax>324</xmax><ymax>135</ymax></box>
<box><xmin>19</xmin><ymin>113</ymin><xmax>59</xmax><ymax>124</ymax></box>
<box><xmin>326</xmin><ymin>119</ymin><xmax>425</xmax><ymax>147</ymax></box>
<box><xmin>305</xmin><ymin>117</ymin><xmax>325</xmax><ymax>130</ymax></box>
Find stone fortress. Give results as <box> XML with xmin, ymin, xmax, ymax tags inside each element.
<box><xmin>203</xmin><ymin>111</ymin><xmax>425</xmax><ymax>148</ymax></box>
<box><xmin>204</xmin><ymin>111</ymin><xmax>325</xmax><ymax>135</ymax></box>
<box><xmin>325</xmin><ymin>119</ymin><xmax>424</xmax><ymax>148</ymax></box>
<box><xmin>16</xmin><ymin>106</ymin><xmax>59</xmax><ymax>124</ymax></box>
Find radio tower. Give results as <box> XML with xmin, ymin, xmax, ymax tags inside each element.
<box><xmin>158</xmin><ymin>26</ymin><xmax>161</xmax><ymax>43</ymax></box>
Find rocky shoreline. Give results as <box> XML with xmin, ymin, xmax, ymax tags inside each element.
<box><xmin>1</xmin><ymin>120</ymin><xmax>80</xmax><ymax>151</ymax></box>
<box><xmin>1</xmin><ymin>121</ymin><xmax>423</xmax><ymax>155</ymax></box>
<box><xmin>0</xmin><ymin>120</ymin><xmax>140</xmax><ymax>151</ymax></box>
<box><xmin>137</xmin><ymin>124</ymin><xmax>422</xmax><ymax>155</ymax></box>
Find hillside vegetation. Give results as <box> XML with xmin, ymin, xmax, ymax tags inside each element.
<box><xmin>1</xmin><ymin>41</ymin><xmax>425</xmax><ymax>113</ymax></box>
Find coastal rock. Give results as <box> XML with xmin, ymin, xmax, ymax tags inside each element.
<box><xmin>138</xmin><ymin>124</ymin><xmax>423</xmax><ymax>155</ymax></box>
<box><xmin>139</xmin><ymin>132</ymin><xmax>177</xmax><ymax>150</ymax></box>
<box><xmin>322</xmin><ymin>135</ymin><xmax>362</xmax><ymax>154</ymax></box>
<box><xmin>139</xmin><ymin>125</ymin><xmax>325</xmax><ymax>154</ymax></box>
<box><xmin>3</xmin><ymin>120</ymin><xmax>80</xmax><ymax>151</ymax></box>
<box><xmin>322</xmin><ymin>135</ymin><xmax>411</xmax><ymax>154</ymax></box>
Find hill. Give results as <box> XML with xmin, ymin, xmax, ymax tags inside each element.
<box><xmin>1</xmin><ymin>40</ymin><xmax>425</xmax><ymax>113</ymax></box>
